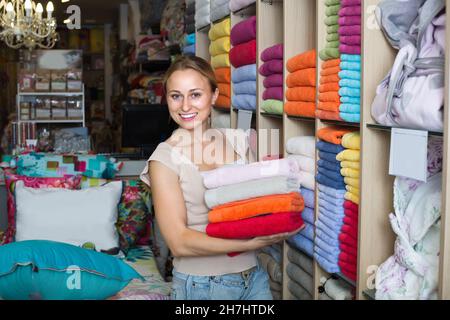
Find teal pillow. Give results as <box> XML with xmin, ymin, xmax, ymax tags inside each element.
<box><xmin>0</xmin><ymin>240</ymin><xmax>143</xmax><ymax>300</ymax></box>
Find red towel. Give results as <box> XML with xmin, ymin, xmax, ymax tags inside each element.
<box><xmin>344</xmin><ymin>209</ymin><xmax>359</xmax><ymax>223</ymax></box>
<box><xmin>343</xmin><ymin>216</ymin><xmax>358</xmax><ymax>230</ymax></box>
<box><xmin>339</xmin><ymin>232</ymin><xmax>357</xmax><ymax>247</ymax></box>
<box><xmin>340</xmin><ymin>242</ymin><xmax>358</xmax><ymax>256</ymax></box>
<box><xmin>339</xmin><ymin>260</ymin><xmax>357</xmax><ymax>281</ymax></box>
<box><xmin>341</xmin><ymin>224</ymin><xmax>358</xmax><ymax>240</ymax></box>
<box><xmin>339</xmin><ymin>251</ymin><xmax>357</xmax><ymax>265</ymax></box>
<box><xmin>206</xmin><ymin>211</ymin><xmax>304</xmax><ymax>239</ymax></box>
<box><xmin>344</xmin><ymin>200</ymin><xmax>358</xmax><ymax>212</ymax></box>
<box><xmin>229</xmin><ymin>39</ymin><xmax>257</xmax><ymax>68</ymax></box>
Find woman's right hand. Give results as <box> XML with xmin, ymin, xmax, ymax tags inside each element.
<box><xmin>246</xmin><ymin>226</ymin><xmax>304</xmax><ymax>251</ymax></box>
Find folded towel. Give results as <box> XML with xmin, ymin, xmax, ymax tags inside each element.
<box><xmin>338</xmin><ymin>15</ymin><xmax>361</xmax><ymax>26</ymax></box>
<box><xmin>346</xmin><ymin>185</ymin><xmax>360</xmax><ymax>197</ymax></box>
<box><xmin>317</xmin><ymin>140</ymin><xmax>345</xmax><ymax>154</ymax></box>
<box><xmin>206</xmin><ymin>211</ymin><xmax>304</xmax><ymax>239</ymax></box>
<box><xmin>339</xmin><ymin>261</ymin><xmax>357</xmax><ymax>281</ymax></box>
<box><xmin>287</xmin><ymin>68</ymin><xmax>316</xmax><ymax>87</ymax></box>
<box><xmin>211</xmin><ymin>2</ymin><xmax>231</xmax><ymax>22</ymax></box>
<box><xmin>286</xmin><ymin>136</ymin><xmax>315</xmax><ymax>157</ymax></box>
<box><xmin>340</xmin><ymin>96</ymin><xmax>361</xmax><ymax>104</ymax></box>
<box><xmin>344</xmin><ymin>208</ymin><xmax>359</xmax><ymax>222</ymax></box>
<box><xmin>287</xmin><ymin>245</ymin><xmax>314</xmax><ymax>276</ymax></box>
<box><xmin>344</xmin><ymin>177</ymin><xmax>359</xmax><ymax>189</ymax></box>
<box><xmin>339</xmin><ymin>251</ymin><xmax>357</xmax><ymax>265</ymax></box>
<box><xmin>287</xmin><ymin>234</ymin><xmax>314</xmax><ymax>257</ymax></box>
<box><xmin>319</xmin><ymin>48</ymin><xmax>340</xmax><ymax>61</ymax></box>
<box><xmin>208</xmin><ymin>17</ymin><xmax>231</xmax><ymax>41</ymax></box>
<box><xmin>337</xmin><ymin>149</ymin><xmax>360</xmax><ymax>162</ymax></box>
<box><xmin>315</xmin><ymin>225</ymin><xmax>340</xmax><ymax>248</ymax></box>
<box><xmin>232</xmin><ymin>94</ymin><xmax>257</xmax><ymax>110</ymax></box>
<box><xmin>340</xmin><ymin>44</ymin><xmax>361</xmax><ymax>55</ymax></box>
<box><xmin>215</xmin><ymin>95</ymin><xmax>231</xmax><ymax>108</ymax></box>
<box><xmin>300</xmin><ymin>187</ymin><xmax>315</xmax><ymax>209</ymax></box>
<box><xmin>208</xmin><ymin>192</ymin><xmax>304</xmax><ymax>223</ymax></box>
<box><xmin>327</xmin><ymin>24</ymin><xmax>339</xmax><ymax>34</ymax></box>
<box><xmin>320</xmin><ymin>66</ymin><xmax>341</xmax><ymax>77</ymax></box>
<box><xmin>314</xmin><ymin>252</ymin><xmax>340</xmax><ymax>274</ymax></box>
<box><xmin>343</xmin><ymin>215</ymin><xmax>358</xmax><ymax>230</ymax></box>
<box><xmin>325</xmin><ymin>0</ymin><xmax>341</xmax><ymax>5</ymax></box>
<box><xmin>318</xmin><ymin>183</ymin><xmax>346</xmax><ymax>198</ymax></box>
<box><xmin>288</xmin><ymin>155</ymin><xmax>315</xmax><ymax>174</ymax></box>
<box><xmin>322</xmin><ymin>59</ymin><xmax>341</xmax><ymax>69</ymax></box>
<box><xmin>302</xmin><ymin>207</ymin><xmax>315</xmax><ymax>225</ymax></box>
<box><xmin>318</xmin><ymin>215</ymin><xmax>344</xmax><ymax>238</ymax></box>
<box><xmin>319</xmin><ymin>190</ymin><xmax>345</xmax><ymax>208</ymax></box>
<box><xmin>286</xmin><ymin>87</ymin><xmax>316</xmax><ymax>102</ymax></box>
<box><xmin>319</xmin><ymin>207</ymin><xmax>345</xmax><ymax>224</ymax></box>
<box><xmin>215</xmin><ymin>67</ymin><xmax>231</xmax><ymax>83</ymax></box>
<box><xmin>340</xmin><ymin>35</ymin><xmax>361</xmax><ymax>46</ymax></box>
<box><xmin>344</xmin><ymin>199</ymin><xmax>358</xmax><ymax>211</ymax></box>
<box><xmin>287</xmin><ymin>263</ymin><xmax>314</xmax><ymax>296</ymax></box>
<box><xmin>315</xmin><ymin>245</ymin><xmax>340</xmax><ymax>267</ymax></box>
<box><xmin>285</xmin><ymin>102</ymin><xmax>316</xmax><ymax>118</ymax></box>
<box><xmin>319</xmin><ymin>127</ymin><xmax>355</xmax><ymax>145</ymax></box>
<box><xmin>233</xmin><ymin>80</ymin><xmax>257</xmax><ymax>95</ymax></box>
<box><xmin>326</xmin><ymin>40</ymin><xmax>341</xmax><ymax>49</ymax></box>
<box><xmin>264</xmin><ymin>74</ymin><xmax>284</xmax><ymax>88</ymax></box>
<box><xmin>319</xmin><ymin>94</ymin><xmax>340</xmax><ymax>106</ymax></box>
<box><xmin>318</xmin><ymin>159</ymin><xmax>342</xmax><ymax>172</ymax></box>
<box><xmin>318</xmin><ymin>196</ymin><xmax>345</xmax><ymax>216</ymax></box>
<box><xmin>263</xmin><ymin>87</ymin><xmax>284</xmax><ymax>101</ymax></box>
<box><xmin>339</xmin><ymin>232</ymin><xmax>357</xmax><ymax>247</ymax></box>
<box><xmin>229</xmin><ymin>39</ymin><xmax>257</xmax><ymax>68</ymax></box>
<box><xmin>260</xmin><ymin>245</ymin><xmax>282</xmax><ymax>266</ymax></box>
<box><xmin>327</xmin><ymin>32</ymin><xmax>340</xmax><ymax>41</ymax></box>
<box><xmin>286</xmin><ymin>49</ymin><xmax>316</xmax><ymax>73</ymax></box>
<box><xmin>340</xmin><ymin>242</ymin><xmax>357</xmax><ymax>257</ymax></box>
<box><xmin>325</xmin><ymin>15</ymin><xmax>339</xmax><ymax>26</ymax></box>
<box><xmin>209</xmin><ymin>36</ymin><xmax>231</xmax><ymax>56</ymax></box>
<box><xmin>287</xmin><ymin>278</ymin><xmax>313</xmax><ymax>300</ymax></box>
<box><xmin>232</xmin><ymin>65</ymin><xmax>256</xmax><ymax>83</ymax></box>
<box><xmin>218</xmin><ymin>83</ymin><xmax>231</xmax><ymax>98</ymax></box>
<box><xmin>315</xmin><ymin>237</ymin><xmax>340</xmax><ymax>261</ymax></box>
<box><xmin>211</xmin><ymin>53</ymin><xmax>231</xmax><ymax>68</ymax></box>
<box><xmin>340</xmin><ymin>168</ymin><xmax>360</xmax><ymax>179</ymax></box>
<box><xmin>341</xmin><ymin>0</ymin><xmax>361</xmax><ymax>5</ymax></box>
<box><xmin>259</xmin><ymin>60</ymin><xmax>284</xmax><ymax>76</ymax></box>
<box><xmin>257</xmin><ymin>252</ymin><xmax>282</xmax><ymax>282</ymax></box>
<box><xmin>229</xmin><ymin>0</ymin><xmax>256</xmax><ymax>13</ymax></box>
<box><xmin>205</xmin><ymin>176</ymin><xmax>300</xmax><ymax>208</ymax></box>
<box><xmin>319</xmin><ymin>150</ymin><xmax>339</xmax><ymax>164</ymax></box>
<box><xmin>261</xmin><ymin>99</ymin><xmax>283</xmax><ymax>115</ymax></box>
<box><xmin>339</xmin><ymin>103</ymin><xmax>360</xmax><ymax>114</ymax></box>
<box><xmin>344</xmin><ymin>192</ymin><xmax>359</xmax><ymax>204</ymax></box>
<box><xmin>339</xmin><ymin>79</ymin><xmax>360</xmax><ymax>89</ymax></box>
<box><xmin>338</xmin><ymin>5</ymin><xmax>361</xmax><ymax>17</ymax></box>
<box><xmin>195</xmin><ymin>5</ymin><xmax>211</xmax><ymax>29</ymax></box>
<box><xmin>319</xmin><ymin>82</ymin><xmax>340</xmax><ymax>93</ymax></box>
<box><xmin>261</xmin><ymin>44</ymin><xmax>283</xmax><ymax>62</ymax></box>
<box><xmin>326</xmin><ymin>4</ymin><xmax>341</xmax><ymax>16</ymax></box>
<box><xmin>185</xmin><ymin>33</ymin><xmax>196</xmax><ymax>45</ymax></box>
<box><xmin>341</xmin><ymin>132</ymin><xmax>360</xmax><ymax>150</ymax></box>
<box><xmin>340</xmin><ymin>61</ymin><xmax>361</xmax><ymax>71</ymax></box>
<box><xmin>298</xmin><ymin>171</ymin><xmax>315</xmax><ymax>190</ymax></box>
<box><xmin>300</xmin><ymin>221</ymin><xmax>315</xmax><ymax>242</ymax></box>
<box><xmin>320</xmin><ymin>74</ymin><xmax>340</xmax><ymax>84</ymax></box>
<box><xmin>341</xmin><ymin>54</ymin><xmax>361</xmax><ymax>63</ymax></box>
<box><xmin>340</xmin><ymin>112</ymin><xmax>360</xmax><ymax>124</ymax></box>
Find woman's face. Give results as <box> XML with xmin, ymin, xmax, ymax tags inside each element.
<box><xmin>166</xmin><ymin>69</ymin><xmax>219</xmax><ymax>131</ymax></box>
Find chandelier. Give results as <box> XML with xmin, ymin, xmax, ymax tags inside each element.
<box><xmin>0</xmin><ymin>0</ymin><xmax>59</xmax><ymax>49</ymax></box>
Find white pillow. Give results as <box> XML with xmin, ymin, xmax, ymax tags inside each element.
<box><xmin>15</xmin><ymin>180</ymin><xmax>123</xmax><ymax>252</ymax></box>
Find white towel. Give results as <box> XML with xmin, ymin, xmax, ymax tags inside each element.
<box><xmin>288</xmin><ymin>154</ymin><xmax>315</xmax><ymax>174</ymax></box>
<box><xmin>286</xmin><ymin>136</ymin><xmax>316</xmax><ymax>158</ymax></box>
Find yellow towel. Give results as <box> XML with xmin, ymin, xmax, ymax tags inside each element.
<box><xmin>345</xmin><ymin>191</ymin><xmax>360</xmax><ymax>205</ymax></box>
<box><xmin>337</xmin><ymin>149</ymin><xmax>360</xmax><ymax>162</ymax></box>
<box><xmin>344</xmin><ymin>177</ymin><xmax>359</xmax><ymax>189</ymax></box>
<box><xmin>211</xmin><ymin>53</ymin><xmax>231</xmax><ymax>68</ymax></box>
<box><xmin>346</xmin><ymin>185</ymin><xmax>360</xmax><ymax>196</ymax></box>
<box><xmin>341</xmin><ymin>132</ymin><xmax>361</xmax><ymax>150</ymax></box>
<box><xmin>209</xmin><ymin>36</ymin><xmax>231</xmax><ymax>56</ymax></box>
<box><xmin>209</xmin><ymin>18</ymin><xmax>231</xmax><ymax>41</ymax></box>
<box><xmin>341</xmin><ymin>167</ymin><xmax>360</xmax><ymax>179</ymax></box>
<box><xmin>341</xmin><ymin>160</ymin><xmax>360</xmax><ymax>170</ymax></box>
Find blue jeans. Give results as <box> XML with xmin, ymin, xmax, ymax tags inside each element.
<box><xmin>171</xmin><ymin>264</ymin><xmax>273</xmax><ymax>300</ymax></box>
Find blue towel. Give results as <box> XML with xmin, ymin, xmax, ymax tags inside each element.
<box><xmin>315</xmin><ymin>245</ymin><xmax>339</xmax><ymax>265</ymax></box>
<box><xmin>315</xmin><ymin>226</ymin><xmax>340</xmax><ymax>247</ymax></box>
<box><xmin>315</xmin><ymin>237</ymin><xmax>340</xmax><ymax>260</ymax></box>
<box><xmin>319</xmin><ymin>212</ymin><xmax>344</xmax><ymax>233</ymax></box>
<box><xmin>300</xmin><ymin>221</ymin><xmax>315</xmax><ymax>242</ymax></box>
<box><xmin>316</xmin><ymin>140</ymin><xmax>345</xmax><ymax>154</ymax></box>
<box><xmin>318</xmin><ymin>197</ymin><xmax>345</xmax><ymax>215</ymax></box>
<box><xmin>302</xmin><ymin>207</ymin><xmax>315</xmax><ymax>225</ymax></box>
<box><xmin>182</xmin><ymin>44</ymin><xmax>196</xmax><ymax>55</ymax></box>
<box><xmin>232</xmin><ymin>94</ymin><xmax>257</xmax><ymax>110</ymax></box>
<box><xmin>340</xmin><ymin>112</ymin><xmax>360</xmax><ymax>123</ymax></box>
<box><xmin>318</xmin><ymin>159</ymin><xmax>341</xmax><ymax>172</ymax></box>
<box><xmin>318</xmin><ymin>167</ymin><xmax>344</xmax><ymax>183</ymax></box>
<box><xmin>185</xmin><ymin>33</ymin><xmax>196</xmax><ymax>45</ymax></box>
<box><xmin>338</xmin><ymin>70</ymin><xmax>361</xmax><ymax>81</ymax></box>
<box><xmin>340</xmin><ymin>61</ymin><xmax>361</xmax><ymax>71</ymax></box>
<box><xmin>300</xmin><ymin>187</ymin><xmax>315</xmax><ymax>209</ymax></box>
<box><xmin>340</xmin><ymin>103</ymin><xmax>360</xmax><ymax>113</ymax></box>
<box><xmin>319</xmin><ymin>207</ymin><xmax>346</xmax><ymax>224</ymax></box>
<box><xmin>233</xmin><ymin>81</ymin><xmax>257</xmax><ymax>95</ymax></box>
<box><xmin>319</xmin><ymin>151</ymin><xmax>339</xmax><ymax>164</ymax></box>
<box><xmin>339</xmin><ymin>87</ymin><xmax>360</xmax><ymax>98</ymax></box>
<box><xmin>314</xmin><ymin>252</ymin><xmax>340</xmax><ymax>274</ymax></box>
<box><xmin>317</xmin><ymin>173</ymin><xmax>346</xmax><ymax>189</ymax></box>
<box><xmin>288</xmin><ymin>234</ymin><xmax>314</xmax><ymax>258</ymax></box>
<box><xmin>340</xmin><ymin>96</ymin><xmax>360</xmax><ymax>104</ymax></box>
<box><xmin>316</xmin><ymin>219</ymin><xmax>340</xmax><ymax>240</ymax></box>
<box><xmin>319</xmin><ymin>191</ymin><xmax>345</xmax><ymax>207</ymax></box>
<box><xmin>339</xmin><ymin>79</ymin><xmax>360</xmax><ymax>89</ymax></box>
<box><xmin>318</xmin><ymin>183</ymin><xmax>346</xmax><ymax>198</ymax></box>
<box><xmin>232</xmin><ymin>64</ymin><xmax>257</xmax><ymax>83</ymax></box>
<box><xmin>341</xmin><ymin>54</ymin><xmax>361</xmax><ymax>62</ymax></box>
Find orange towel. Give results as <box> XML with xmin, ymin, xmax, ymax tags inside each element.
<box><xmin>214</xmin><ymin>67</ymin><xmax>231</xmax><ymax>83</ymax></box>
<box><xmin>319</xmin><ymin>82</ymin><xmax>340</xmax><ymax>93</ymax></box>
<box><xmin>218</xmin><ymin>83</ymin><xmax>231</xmax><ymax>98</ymax></box>
<box><xmin>287</xmin><ymin>68</ymin><xmax>316</xmax><ymax>88</ymax></box>
<box><xmin>320</xmin><ymin>74</ymin><xmax>340</xmax><ymax>84</ymax></box>
<box><xmin>320</xmin><ymin>66</ymin><xmax>341</xmax><ymax>76</ymax></box>
<box><xmin>318</xmin><ymin>101</ymin><xmax>340</xmax><ymax>112</ymax></box>
<box><xmin>215</xmin><ymin>95</ymin><xmax>231</xmax><ymax>108</ymax></box>
<box><xmin>285</xmin><ymin>101</ymin><xmax>316</xmax><ymax>118</ymax></box>
<box><xmin>315</xmin><ymin>109</ymin><xmax>342</xmax><ymax>121</ymax></box>
<box><xmin>208</xmin><ymin>192</ymin><xmax>305</xmax><ymax>223</ymax></box>
<box><xmin>286</xmin><ymin>49</ymin><xmax>316</xmax><ymax>73</ymax></box>
<box><xmin>321</xmin><ymin>59</ymin><xmax>341</xmax><ymax>69</ymax></box>
<box><xmin>319</xmin><ymin>91</ymin><xmax>340</xmax><ymax>103</ymax></box>
<box><xmin>286</xmin><ymin>87</ymin><xmax>316</xmax><ymax>102</ymax></box>
<box><xmin>317</xmin><ymin>126</ymin><xmax>355</xmax><ymax>144</ymax></box>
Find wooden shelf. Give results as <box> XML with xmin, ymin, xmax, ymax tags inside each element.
<box><xmin>287</xmin><ymin>115</ymin><xmax>316</xmax><ymax>122</ymax></box>
<box><xmin>260</xmin><ymin>112</ymin><xmax>283</xmax><ymax>119</ymax></box>
<box><xmin>320</xmin><ymin>119</ymin><xmax>361</xmax><ymax>128</ymax></box>
<box><xmin>231</xmin><ymin>2</ymin><xmax>256</xmax><ymax>15</ymax></box>
<box><xmin>367</xmin><ymin>123</ymin><xmax>444</xmax><ymax>137</ymax></box>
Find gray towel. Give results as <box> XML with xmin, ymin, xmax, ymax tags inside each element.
<box><xmin>257</xmin><ymin>252</ymin><xmax>282</xmax><ymax>283</ymax></box>
<box><xmin>269</xmin><ymin>278</ymin><xmax>282</xmax><ymax>292</ymax></box>
<box><xmin>288</xmin><ymin>279</ymin><xmax>313</xmax><ymax>300</ymax></box>
<box><xmin>211</xmin><ymin>2</ymin><xmax>231</xmax><ymax>22</ymax></box>
<box><xmin>287</xmin><ymin>245</ymin><xmax>314</xmax><ymax>276</ymax></box>
<box><xmin>286</xmin><ymin>262</ymin><xmax>314</xmax><ymax>296</ymax></box>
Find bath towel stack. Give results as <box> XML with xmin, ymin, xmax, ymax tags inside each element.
<box><xmin>229</xmin><ymin>0</ymin><xmax>256</xmax><ymax>12</ymax></box>
<box><xmin>182</xmin><ymin>33</ymin><xmax>196</xmax><ymax>56</ymax></box>
<box><xmin>211</xmin><ymin>0</ymin><xmax>231</xmax><ymax>22</ymax></box>
<box><xmin>338</xmin><ymin>0</ymin><xmax>361</xmax><ymax>55</ymax></box>
<box><xmin>338</xmin><ymin>54</ymin><xmax>361</xmax><ymax>123</ymax></box>
<box><xmin>185</xmin><ymin>0</ymin><xmax>196</xmax><ymax>34</ymax></box>
<box><xmin>195</xmin><ymin>0</ymin><xmax>211</xmax><ymax>30</ymax></box>
<box><xmin>258</xmin><ymin>243</ymin><xmax>283</xmax><ymax>300</ymax></box>
<box><xmin>230</xmin><ymin>16</ymin><xmax>257</xmax><ymax>110</ymax></box>
<box><xmin>209</xmin><ymin>18</ymin><xmax>232</xmax><ymax>108</ymax></box>
<box><xmin>259</xmin><ymin>44</ymin><xmax>284</xmax><ymax>115</ymax></box>
<box><xmin>285</xmin><ymin>50</ymin><xmax>317</xmax><ymax>118</ymax></box>
<box><xmin>286</xmin><ymin>243</ymin><xmax>314</xmax><ymax>300</ymax></box>
<box><xmin>319</xmin><ymin>0</ymin><xmax>341</xmax><ymax>61</ymax></box>
<box><xmin>317</xmin><ymin>58</ymin><xmax>342</xmax><ymax>121</ymax></box>
<box><xmin>314</xmin><ymin>127</ymin><xmax>354</xmax><ymax>274</ymax></box>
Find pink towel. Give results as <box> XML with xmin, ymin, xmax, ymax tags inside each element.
<box><xmin>340</xmin><ymin>35</ymin><xmax>361</xmax><ymax>45</ymax></box>
<box><xmin>340</xmin><ymin>44</ymin><xmax>361</xmax><ymax>55</ymax></box>
<box><xmin>341</xmin><ymin>0</ymin><xmax>361</xmax><ymax>5</ymax></box>
<box><xmin>231</xmin><ymin>16</ymin><xmax>256</xmax><ymax>46</ymax></box>
<box><xmin>263</xmin><ymin>74</ymin><xmax>284</xmax><ymax>88</ymax></box>
<box><xmin>261</xmin><ymin>44</ymin><xmax>284</xmax><ymax>62</ymax></box>
<box><xmin>259</xmin><ymin>59</ymin><xmax>284</xmax><ymax>76</ymax></box>
<box><xmin>339</xmin><ymin>6</ymin><xmax>361</xmax><ymax>17</ymax></box>
<box><xmin>338</xmin><ymin>16</ymin><xmax>361</xmax><ymax>26</ymax></box>
<box><xmin>339</xmin><ymin>25</ymin><xmax>361</xmax><ymax>36</ymax></box>
<box><xmin>263</xmin><ymin>87</ymin><xmax>284</xmax><ymax>101</ymax></box>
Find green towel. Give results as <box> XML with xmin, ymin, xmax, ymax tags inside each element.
<box><xmin>327</xmin><ymin>24</ymin><xmax>339</xmax><ymax>34</ymax></box>
<box><xmin>319</xmin><ymin>47</ymin><xmax>340</xmax><ymax>61</ymax></box>
<box><xmin>325</xmin><ymin>15</ymin><xmax>339</xmax><ymax>26</ymax></box>
<box><xmin>327</xmin><ymin>32</ymin><xmax>340</xmax><ymax>41</ymax></box>
<box><xmin>262</xmin><ymin>99</ymin><xmax>284</xmax><ymax>115</ymax></box>
<box><xmin>325</xmin><ymin>0</ymin><xmax>341</xmax><ymax>5</ymax></box>
<box><xmin>325</xmin><ymin>4</ymin><xmax>341</xmax><ymax>16</ymax></box>
<box><xmin>326</xmin><ymin>40</ymin><xmax>340</xmax><ymax>48</ymax></box>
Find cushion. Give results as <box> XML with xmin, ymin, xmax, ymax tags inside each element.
<box><xmin>14</xmin><ymin>180</ymin><xmax>123</xmax><ymax>252</ymax></box>
<box><xmin>1</xmin><ymin>171</ymin><xmax>82</xmax><ymax>245</ymax></box>
<box><xmin>0</xmin><ymin>240</ymin><xmax>142</xmax><ymax>300</ymax></box>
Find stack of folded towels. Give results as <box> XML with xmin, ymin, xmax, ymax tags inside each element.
<box><xmin>195</xmin><ymin>0</ymin><xmax>211</xmax><ymax>30</ymax></box>
<box><xmin>209</xmin><ymin>18</ymin><xmax>232</xmax><ymax>108</ymax></box>
<box><xmin>285</xmin><ymin>49</ymin><xmax>317</xmax><ymax>118</ymax></box>
<box><xmin>185</xmin><ymin>0</ymin><xmax>196</xmax><ymax>34</ymax></box>
<box><xmin>285</xmin><ymin>136</ymin><xmax>316</xmax><ymax>257</ymax></box>
<box><xmin>319</xmin><ymin>0</ymin><xmax>341</xmax><ymax>61</ymax></box>
<box><xmin>317</xmin><ymin>58</ymin><xmax>342</xmax><ymax>120</ymax></box>
<box><xmin>286</xmin><ymin>243</ymin><xmax>314</xmax><ymax>300</ymax></box>
<box><xmin>259</xmin><ymin>44</ymin><xmax>284</xmax><ymax>115</ymax></box>
<box><xmin>229</xmin><ymin>0</ymin><xmax>256</xmax><ymax>12</ymax></box>
<box><xmin>338</xmin><ymin>0</ymin><xmax>361</xmax><ymax>55</ymax></box>
<box><xmin>314</xmin><ymin>126</ymin><xmax>354</xmax><ymax>274</ymax></box>
<box><xmin>258</xmin><ymin>243</ymin><xmax>283</xmax><ymax>300</ymax></box>
<box><xmin>202</xmin><ymin>158</ymin><xmax>305</xmax><ymax>250</ymax></box>
<box><xmin>338</xmin><ymin>54</ymin><xmax>361</xmax><ymax>122</ymax></box>
<box><xmin>211</xmin><ymin>0</ymin><xmax>231</xmax><ymax>22</ymax></box>
<box><xmin>230</xmin><ymin>16</ymin><xmax>257</xmax><ymax>110</ymax></box>
<box><xmin>336</xmin><ymin>131</ymin><xmax>360</xmax><ymax>281</ymax></box>
<box><xmin>182</xmin><ymin>33</ymin><xmax>196</xmax><ymax>56</ymax></box>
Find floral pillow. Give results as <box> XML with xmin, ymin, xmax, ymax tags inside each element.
<box><xmin>0</xmin><ymin>171</ymin><xmax>82</xmax><ymax>245</ymax></box>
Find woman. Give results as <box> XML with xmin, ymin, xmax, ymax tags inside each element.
<box><xmin>140</xmin><ymin>56</ymin><xmax>300</xmax><ymax>300</ymax></box>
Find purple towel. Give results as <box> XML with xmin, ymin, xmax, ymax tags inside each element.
<box><xmin>263</xmin><ymin>74</ymin><xmax>284</xmax><ymax>88</ymax></box>
<box><xmin>263</xmin><ymin>87</ymin><xmax>284</xmax><ymax>101</ymax></box>
<box><xmin>338</xmin><ymin>25</ymin><xmax>361</xmax><ymax>36</ymax></box>
<box><xmin>339</xmin><ymin>6</ymin><xmax>361</xmax><ymax>17</ymax></box>
<box><xmin>231</xmin><ymin>16</ymin><xmax>257</xmax><ymax>46</ymax></box>
<box><xmin>259</xmin><ymin>60</ymin><xmax>284</xmax><ymax>76</ymax></box>
<box><xmin>261</xmin><ymin>44</ymin><xmax>283</xmax><ymax>62</ymax></box>
<box><xmin>340</xmin><ymin>35</ymin><xmax>361</xmax><ymax>45</ymax></box>
<box><xmin>340</xmin><ymin>44</ymin><xmax>361</xmax><ymax>55</ymax></box>
<box><xmin>338</xmin><ymin>16</ymin><xmax>361</xmax><ymax>26</ymax></box>
<box><xmin>341</xmin><ymin>0</ymin><xmax>361</xmax><ymax>5</ymax></box>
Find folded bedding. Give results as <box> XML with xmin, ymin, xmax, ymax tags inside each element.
<box><xmin>287</xmin><ymin>68</ymin><xmax>316</xmax><ymax>88</ymax></box>
<box><xmin>284</xmin><ymin>102</ymin><xmax>316</xmax><ymax>118</ymax></box>
<box><xmin>287</xmin><ymin>263</ymin><xmax>314</xmax><ymax>296</ymax></box>
<box><xmin>232</xmin><ymin>94</ymin><xmax>256</xmax><ymax>110</ymax></box>
<box><xmin>211</xmin><ymin>53</ymin><xmax>231</xmax><ymax>68</ymax></box>
<box><xmin>263</xmin><ymin>87</ymin><xmax>284</xmax><ymax>101</ymax></box>
<box><xmin>215</xmin><ymin>95</ymin><xmax>231</xmax><ymax>108</ymax></box>
<box><xmin>326</xmin><ymin>0</ymin><xmax>341</xmax><ymax>5</ymax></box>
<box><xmin>209</xmin><ymin>37</ymin><xmax>231</xmax><ymax>56</ymax></box>
<box><xmin>287</xmin><ymin>245</ymin><xmax>314</xmax><ymax>276</ymax></box>
<box><xmin>288</xmin><ymin>278</ymin><xmax>313</xmax><ymax>300</ymax></box>
<box><xmin>264</xmin><ymin>74</ymin><xmax>284</xmax><ymax>88</ymax></box>
<box><xmin>300</xmin><ymin>187</ymin><xmax>315</xmax><ymax>209</ymax></box>
<box><xmin>259</xmin><ymin>60</ymin><xmax>284</xmax><ymax>77</ymax></box>
<box><xmin>346</xmin><ymin>187</ymin><xmax>360</xmax><ymax>201</ymax></box>
<box><xmin>206</xmin><ymin>211</ymin><xmax>304</xmax><ymax>239</ymax></box>
<box><xmin>285</xmin><ymin>136</ymin><xmax>315</xmax><ymax>157</ymax></box>
<box><xmin>261</xmin><ymin>243</ymin><xmax>282</xmax><ymax>264</ymax></box>
<box><xmin>230</xmin><ymin>15</ymin><xmax>256</xmax><ymax>45</ymax></box>
<box><xmin>319</xmin><ymin>213</ymin><xmax>344</xmax><ymax>234</ymax></box>
<box><xmin>336</xmin><ymin>149</ymin><xmax>360</xmax><ymax>162</ymax></box>
<box><xmin>318</xmin><ymin>159</ymin><xmax>342</xmax><ymax>172</ymax></box>
<box><xmin>261</xmin><ymin>99</ymin><xmax>283</xmax><ymax>115</ymax></box>
<box><xmin>319</xmin><ymin>207</ymin><xmax>345</xmax><ymax>225</ymax></box>
<box><xmin>327</xmin><ymin>32</ymin><xmax>340</xmax><ymax>41</ymax></box>
<box><xmin>339</xmin><ymin>262</ymin><xmax>356</xmax><ymax>281</ymax></box>
<box><xmin>316</xmin><ymin>219</ymin><xmax>340</xmax><ymax>240</ymax></box>
<box><xmin>261</xmin><ymin>44</ymin><xmax>283</xmax><ymax>62</ymax></box>
<box><xmin>215</xmin><ymin>67</ymin><xmax>231</xmax><ymax>83</ymax></box>
<box><xmin>317</xmin><ymin>140</ymin><xmax>345</xmax><ymax>154</ymax></box>
<box><xmin>341</xmin><ymin>224</ymin><xmax>358</xmax><ymax>240</ymax></box>
<box><xmin>339</xmin><ymin>79</ymin><xmax>360</xmax><ymax>89</ymax></box>
<box><xmin>232</xmin><ymin>80</ymin><xmax>257</xmax><ymax>95</ymax></box>
<box><xmin>208</xmin><ymin>17</ymin><xmax>231</xmax><ymax>41</ymax></box>
<box><xmin>229</xmin><ymin>0</ymin><xmax>256</xmax><ymax>14</ymax></box>
<box><xmin>298</xmin><ymin>171</ymin><xmax>315</xmax><ymax>190</ymax></box>
<box><xmin>343</xmin><ymin>215</ymin><xmax>358</xmax><ymax>230</ymax></box>
<box><xmin>327</xmin><ymin>24</ymin><xmax>339</xmax><ymax>34</ymax></box>
<box><xmin>325</xmin><ymin>15</ymin><xmax>339</xmax><ymax>26</ymax></box>
<box><xmin>286</xmin><ymin>49</ymin><xmax>316</xmax><ymax>73</ymax></box>
<box><xmin>288</xmin><ymin>155</ymin><xmax>314</xmax><ymax>174</ymax></box>
<box><xmin>287</xmin><ymin>234</ymin><xmax>314</xmax><ymax>257</ymax></box>
<box><xmin>286</xmin><ymin>87</ymin><xmax>316</xmax><ymax>102</ymax></box>
<box><xmin>232</xmin><ymin>64</ymin><xmax>257</xmax><ymax>83</ymax></box>
<box><xmin>229</xmin><ymin>40</ymin><xmax>257</xmax><ymax>68</ymax></box>
<box><xmin>326</xmin><ymin>4</ymin><xmax>341</xmax><ymax>16</ymax></box>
